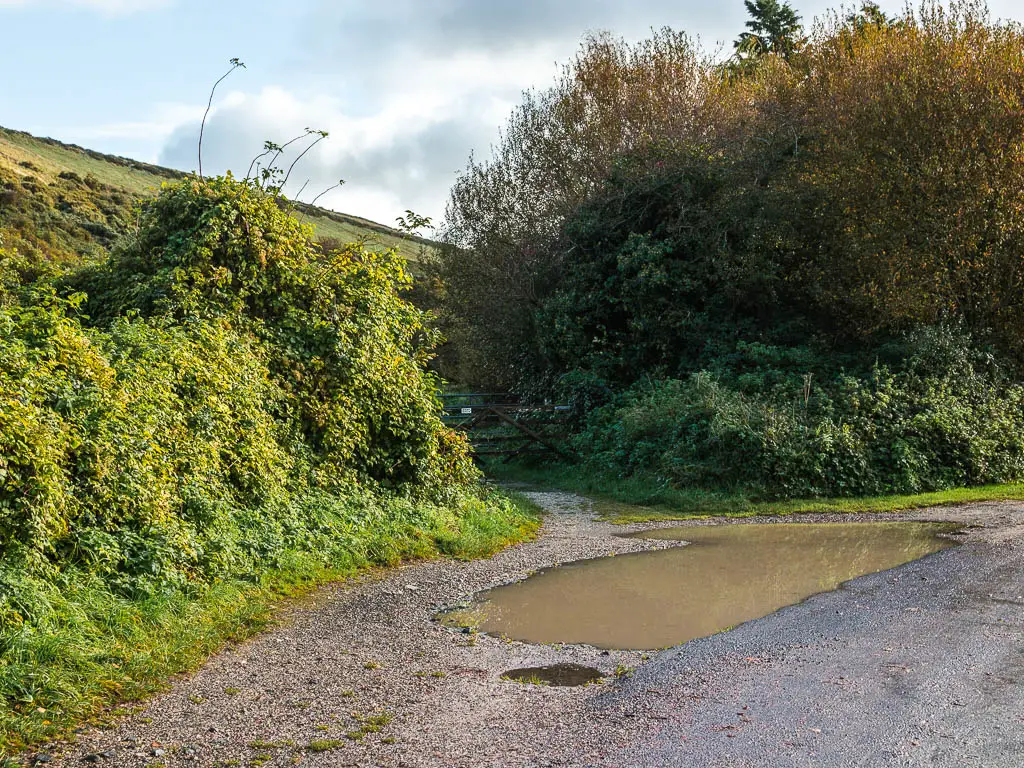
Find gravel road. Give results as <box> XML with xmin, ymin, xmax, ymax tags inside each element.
<box><xmin>37</xmin><ymin>493</ymin><xmax>1024</xmax><ymax>768</ymax></box>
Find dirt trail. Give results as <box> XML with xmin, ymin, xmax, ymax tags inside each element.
<box><xmin>38</xmin><ymin>494</ymin><xmax>1024</xmax><ymax>768</ymax></box>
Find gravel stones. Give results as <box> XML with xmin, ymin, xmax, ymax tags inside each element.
<box><xmin>29</xmin><ymin>494</ymin><xmax>1024</xmax><ymax>767</ymax></box>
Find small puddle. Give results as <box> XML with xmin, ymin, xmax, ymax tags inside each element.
<box><xmin>501</xmin><ymin>663</ymin><xmax>604</xmax><ymax>687</ymax></box>
<box><xmin>442</xmin><ymin>522</ymin><xmax>959</xmax><ymax>650</ymax></box>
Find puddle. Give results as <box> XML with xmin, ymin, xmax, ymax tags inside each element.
<box><xmin>501</xmin><ymin>663</ymin><xmax>604</xmax><ymax>687</ymax></box>
<box><xmin>446</xmin><ymin>522</ymin><xmax>960</xmax><ymax>650</ymax></box>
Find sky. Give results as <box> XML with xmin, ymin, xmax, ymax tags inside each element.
<box><xmin>2</xmin><ymin>0</ymin><xmax>1023</xmax><ymax>228</ymax></box>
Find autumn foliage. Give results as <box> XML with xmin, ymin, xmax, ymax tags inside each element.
<box><xmin>437</xmin><ymin>1</ymin><xmax>1024</xmax><ymax>498</ymax></box>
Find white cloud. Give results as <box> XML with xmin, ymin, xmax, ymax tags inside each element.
<box><xmin>146</xmin><ymin>0</ymin><xmax>1024</xmax><ymax>228</ymax></box>
<box><xmin>156</xmin><ymin>82</ymin><xmax>490</xmax><ymax>226</ymax></box>
<box><xmin>71</xmin><ymin>102</ymin><xmax>203</xmax><ymax>142</ymax></box>
<box><xmin>223</xmin><ymin>0</ymin><xmax>708</xmax><ymax>224</ymax></box>
<box><xmin>155</xmin><ymin>40</ymin><xmax>567</xmax><ymax>226</ymax></box>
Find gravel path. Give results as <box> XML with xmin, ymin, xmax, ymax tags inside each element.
<box><xmin>37</xmin><ymin>493</ymin><xmax>1024</xmax><ymax>768</ymax></box>
<box><xmin>601</xmin><ymin>502</ymin><xmax>1024</xmax><ymax>768</ymax></box>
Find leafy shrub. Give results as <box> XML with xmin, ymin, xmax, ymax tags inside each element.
<box><xmin>535</xmin><ymin>150</ymin><xmax>795</xmax><ymax>389</ymax></box>
<box><xmin>73</xmin><ymin>175</ymin><xmax>476</xmax><ymax>495</ymax></box>
<box><xmin>2</xmin><ymin>174</ymin><xmax>486</xmax><ymax>596</ymax></box>
<box><xmin>576</xmin><ymin>330</ymin><xmax>1024</xmax><ymax>499</ymax></box>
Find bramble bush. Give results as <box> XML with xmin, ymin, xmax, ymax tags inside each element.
<box><xmin>73</xmin><ymin>174</ymin><xmax>479</xmax><ymax>498</ymax></box>
<box><xmin>3</xmin><ymin>174</ymin><xmax>488</xmax><ymax>600</ymax></box>
<box><xmin>0</xmin><ymin>176</ymin><xmax>534</xmax><ymax>748</ymax></box>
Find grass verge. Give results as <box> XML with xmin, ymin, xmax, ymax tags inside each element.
<box><xmin>0</xmin><ymin>491</ymin><xmax>540</xmax><ymax>756</ymax></box>
<box><xmin>485</xmin><ymin>460</ymin><xmax>1024</xmax><ymax>523</ymax></box>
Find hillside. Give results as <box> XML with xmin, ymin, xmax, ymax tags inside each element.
<box><xmin>0</xmin><ymin>125</ymin><xmax>428</xmax><ymax>268</ymax></box>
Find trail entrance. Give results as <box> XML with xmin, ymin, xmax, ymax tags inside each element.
<box><xmin>440</xmin><ymin>393</ymin><xmax>572</xmax><ymax>461</ymax></box>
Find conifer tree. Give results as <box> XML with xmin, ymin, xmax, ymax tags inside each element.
<box><xmin>734</xmin><ymin>0</ymin><xmax>804</xmax><ymax>60</ymax></box>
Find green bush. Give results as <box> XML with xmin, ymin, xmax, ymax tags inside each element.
<box><xmin>2</xmin><ymin>175</ymin><xmax>486</xmax><ymax>596</ymax></box>
<box><xmin>0</xmin><ymin>176</ymin><xmax>535</xmax><ymax>749</ymax></box>
<box><xmin>74</xmin><ymin>175</ymin><xmax>474</xmax><ymax>496</ymax></box>
<box><xmin>534</xmin><ymin>150</ymin><xmax>796</xmax><ymax>390</ymax></box>
<box><xmin>576</xmin><ymin>330</ymin><xmax>1024</xmax><ymax>499</ymax></box>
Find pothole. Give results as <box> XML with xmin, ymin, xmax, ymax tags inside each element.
<box><xmin>501</xmin><ymin>663</ymin><xmax>604</xmax><ymax>687</ymax></box>
<box><xmin>441</xmin><ymin>521</ymin><xmax>961</xmax><ymax>650</ymax></box>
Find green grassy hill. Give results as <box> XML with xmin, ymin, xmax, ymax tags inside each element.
<box><xmin>0</xmin><ymin>125</ymin><xmax>429</xmax><ymax>268</ymax></box>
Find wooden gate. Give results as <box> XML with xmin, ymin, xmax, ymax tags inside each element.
<box><xmin>439</xmin><ymin>393</ymin><xmax>572</xmax><ymax>461</ymax></box>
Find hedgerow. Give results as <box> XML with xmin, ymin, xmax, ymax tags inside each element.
<box><xmin>576</xmin><ymin>334</ymin><xmax>1024</xmax><ymax>499</ymax></box>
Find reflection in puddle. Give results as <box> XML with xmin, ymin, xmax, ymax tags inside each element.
<box><xmin>501</xmin><ymin>663</ymin><xmax>604</xmax><ymax>687</ymax></box>
<box><xmin>450</xmin><ymin>522</ymin><xmax>959</xmax><ymax>650</ymax></box>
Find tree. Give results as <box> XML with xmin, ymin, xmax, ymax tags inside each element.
<box><xmin>784</xmin><ymin>1</ymin><xmax>1024</xmax><ymax>348</ymax></box>
<box><xmin>734</xmin><ymin>0</ymin><xmax>804</xmax><ymax>60</ymax></box>
<box><xmin>436</xmin><ymin>30</ymin><xmax>712</xmax><ymax>389</ymax></box>
<box><xmin>439</xmin><ymin>0</ymin><xmax>1024</xmax><ymax>393</ymax></box>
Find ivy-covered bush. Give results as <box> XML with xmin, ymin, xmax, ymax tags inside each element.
<box><xmin>0</xmin><ymin>174</ymin><xmax>497</xmax><ymax>613</ymax></box>
<box><xmin>74</xmin><ymin>176</ymin><xmax>475</xmax><ymax>495</ymax></box>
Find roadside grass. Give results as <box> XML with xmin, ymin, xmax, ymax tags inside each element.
<box><xmin>0</xmin><ymin>491</ymin><xmax>540</xmax><ymax>756</ymax></box>
<box><xmin>485</xmin><ymin>461</ymin><xmax>1024</xmax><ymax>523</ymax></box>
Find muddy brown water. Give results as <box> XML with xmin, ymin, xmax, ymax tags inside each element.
<box><xmin>501</xmin><ymin>663</ymin><xmax>604</xmax><ymax>687</ymax></box>
<box><xmin>443</xmin><ymin>522</ymin><xmax>959</xmax><ymax>650</ymax></box>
